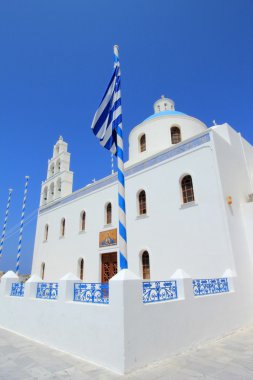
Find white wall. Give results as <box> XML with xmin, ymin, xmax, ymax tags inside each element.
<box><xmin>33</xmin><ymin>179</ymin><xmax>119</xmax><ymax>282</ymax></box>
<box><xmin>128</xmin><ymin>115</ymin><xmax>207</xmax><ymax>165</ymax></box>
<box><xmin>0</xmin><ymin>268</ymin><xmax>253</xmax><ymax>374</ymax></box>
<box><xmin>211</xmin><ymin>124</ymin><xmax>253</xmax><ymax>281</ymax></box>
<box><xmin>32</xmin><ymin>131</ymin><xmax>237</xmax><ymax>282</ymax></box>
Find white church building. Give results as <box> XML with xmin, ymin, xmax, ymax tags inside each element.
<box><xmin>33</xmin><ymin>95</ymin><xmax>253</xmax><ymax>283</ymax></box>
<box><xmin>1</xmin><ymin>96</ymin><xmax>253</xmax><ymax>374</ymax></box>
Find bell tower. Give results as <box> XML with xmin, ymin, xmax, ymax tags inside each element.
<box><xmin>40</xmin><ymin>136</ymin><xmax>73</xmax><ymax>207</ymax></box>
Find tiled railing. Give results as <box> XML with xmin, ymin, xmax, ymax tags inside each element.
<box><xmin>143</xmin><ymin>280</ymin><xmax>178</xmax><ymax>303</ymax></box>
<box><xmin>73</xmin><ymin>283</ymin><xmax>109</xmax><ymax>304</ymax></box>
<box><xmin>192</xmin><ymin>278</ymin><xmax>229</xmax><ymax>296</ymax></box>
<box><xmin>10</xmin><ymin>282</ymin><xmax>25</xmax><ymax>297</ymax></box>
<box><xmin>36</xmin><ymin>282</ymin><xmax>58</xmax><ymax>300</ymax></box>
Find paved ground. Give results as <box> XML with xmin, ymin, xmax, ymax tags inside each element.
<box><xmin>0</xmin><ymin>325</ymin><xmax>253</xmax><ymax>379</ymax></box>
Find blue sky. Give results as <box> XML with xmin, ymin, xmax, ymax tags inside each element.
<box><xmin>0</xmin><ymin>0</ymin><xmax>252</xmax><ymax>274</ymax></box>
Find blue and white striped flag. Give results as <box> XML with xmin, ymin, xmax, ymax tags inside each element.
<box><xmin>91</xmin><ymin>52</ymin><xmax>121</xmax><ymax>155</ymax></box>
<box><xmin>91</xmin><ymin>45</ymin><xmax>128</xmax><ymax>270</ymax></box>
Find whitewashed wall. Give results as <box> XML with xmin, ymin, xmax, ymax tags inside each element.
<box><xmin>32</xmin><ymin>128</ymin><xmax>245</xmax><ymax>282</ymax></box>
<box><xmin>0</xmin><ymin>268</ymin><xmax>253</xmax><ymax>374</ymax></box>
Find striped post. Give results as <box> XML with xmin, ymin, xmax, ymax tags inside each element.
<box><xmin>16</xmin><ymin>176</ymin><xmax>30</xmax><ymax>274</ymax></box>
<box><xmin>114</xmin><ymin>45</ymin><xmax>128</xmax><ymax>270</ymax></box>
<box><xmin>111</xmin><ymin>153</ymin><xmax>114</xmax><ymax>174</ymax></box>
<box><xmin>0</xmin><ymin>189</ymin><xmax>13</xmax><ymax>258</ymax></box>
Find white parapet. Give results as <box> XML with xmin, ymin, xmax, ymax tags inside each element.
<box><xmin>24</xmin><ymin>274</ymin><xmax>42</xmax><ymax>298</ymax></box>
<box><xmin>0</xmin><ymin>271</ymin><xmax>19</xmax><ymax>297</ymax></box>
<box><xmin>58</xmin><ymin>272</ymin><xmax>81</xmax><ymax>302</ymax></box>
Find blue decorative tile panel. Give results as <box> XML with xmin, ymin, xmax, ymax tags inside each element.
<box><xmin>192</xmin><ymin>278</ymin><xmax>229</xmax><ymax>296</ymax></box>
<box><xmin>73</xmin><ymin>283</ymin><xmax>109</xmax><ymax>304</ymax></box>
<box><xmin>36</xmin><ymin>282</ymin><xmax>58</xmax><ymax>300</ymax></box>
<box><xmin>10</xmin><ymin>282</ymin><xmax>24</xmax><ymax>297</ymax></box>
<box><xmin>143</xmin><ymin>280</ymin><xmax>178</xmax><ymax>303</ymax></box>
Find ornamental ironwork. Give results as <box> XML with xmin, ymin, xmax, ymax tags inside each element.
<box><xmin>192</xmin><ymin>278</ymin><xmax>229</xmax><ymax>296</ymax></box>
<box><xmin>36</xmin><ymin>282</ymin><xmax>58</xmax><ymax>300</ymax></box>
<box><xmin>10</xmin><ymin>282</ymin><xmax>24</xmax><ymax>297</ymax></box>
<box><xmin>73</xmin><ymin>283</ymin><xmax>109</xmax><ymax>304</ymax></box>
<box><xmin>143</xmin><ymin>280</ymin><xmax>178</xmax><ymax>303</ymax></box>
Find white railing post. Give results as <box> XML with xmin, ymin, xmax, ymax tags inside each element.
<box><xmin>171</xmin><ymin>268</ymin><xmax>193</xmax><ymax>300</ymax></box>
<box><xmin>109</xmin><ymin>269</ymin><xmax>142</xmax><ymax>374</ymax></box>
<box><xmin>222</xmin><ymin>268</ymin><xmax>236</xmax><ymax>292</ymax></box>
<box><xmin>0</xmin><ymin>271</ymin><xmax>19</xmax><ymax>297</ymax></box>
<box><xmin>59</xmin><ymin>273</ymin><xmax>81</xmax><ymax>302</ymax></box>
<box><xmin>24</xmin><ymin>274</ymin><xmax>42</xmax><ymax>298</ymax></box>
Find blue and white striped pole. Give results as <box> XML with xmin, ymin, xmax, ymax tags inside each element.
<box><xmin>16</xmin><ymin>176</ymin><xmax>30</xmax><ymax>274</ymax></box>
<box><xmin>114</xmin><ymin>45</ymin><xmax>128</xmax><ymax>270</ymax></box>
<box><xmin>0</xmin><ymin>189</ymin><xmax>13</xmax><ymax>259</ymax></box>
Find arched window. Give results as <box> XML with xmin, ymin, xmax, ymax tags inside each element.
<box><xmin>44</xmin><ymin>224</ymin><xmax>49</xmax><ymax>241</ymax></box>
<box><xmin>138</xmin><ymin>190</ymin><xmax>147</xmax><ymax>215</ymax></box>
<box><xmin>50</xmin><ymin>163</ymin><xmax>55</xmax><ymax>176</ymax></box>
<box><xmin>43</xmin><ymin>187</ymin><xmax>48</xmax><ymax>204</ymax></box>
<box><xmin>49</xmin><ymin>183</ymin><xmax>54</xmax><ymax>200</ymax></box>
<box><xmin>80</xmin><ymin>211</ymin><xmax>86</xmax><ymax>231</ymax></box>
<box><xmin>142</xmin><ymin>251</ymin><xmax>150</xmax><ymax>279</ymax></box>
<box><xmin>56</xmin><ymin>159</ymin><xmax>61</xmax><ymax>172</ymax></box>
<box><xmin>139</xmin><ymin>134</ymin><xmax>146</xmax><ymax>152</ymax></box>
<box><xmin>60</xmin><ymin>218</ymin><xmax>66</xmax><ymax>237</ymax></box>
<box><xmin>41</xmin><ymin>263</ymin><xmax>45</xmax><ymax>280</ymax></box>
<box><xmin>171</xmin><ymin>126</ymin><xmax>181</xmax><ymax>144</ymax></box>
<box><xmin>57</xmin><ymin>178</ymin><xmax>61</xmax><ymax>195</ymax></box>
<box><xmin>106</xmin><ymin>203</ymin><xmax>112</xmax><ymax>224</ymax></box>
<box><xmin>181</xmin><ymin>175</ymin><xmax>195</xmax><ymax>203</ymax></box>
<box><xmin>79</xmin><ymin>258</ymin><xmax>84</xmax><ymax>280</ymax></box>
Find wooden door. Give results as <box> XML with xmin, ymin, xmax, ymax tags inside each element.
<box><xmin>101</xmin><ymin>253</ymin><xmax>117</xmax><ymax>283</ymax></box>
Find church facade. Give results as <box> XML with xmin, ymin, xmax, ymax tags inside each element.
<box><xmin>31</xmin><ymin>96</ymin><xmax>253</xmax><ymax>283</ymax></box>
<box><xmin>1</xmin><ymin>95</ymin><xmax>253</xmax><ymax>374</ymax></box>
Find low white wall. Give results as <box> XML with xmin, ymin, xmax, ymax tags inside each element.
<box><xmin>0</xmin><ymin>270</ymin><xmax>252</xmax><ymax>374</ymax></box>
<box><xmin>124</xmin><ymin>276</ymin><xmax>253</xmax><ymax>371</ymax></box>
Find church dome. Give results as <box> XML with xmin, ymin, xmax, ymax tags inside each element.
<box><xmin>128</xmin><ymin>96</ymin><xmax>207</xmax><ymax>165</ymax></box>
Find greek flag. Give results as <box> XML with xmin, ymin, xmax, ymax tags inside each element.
<box><xmin>91</xmin><ymin>46</ymin><xmax>128</xmax><ymax>270</ymax></box>
<box><xmin>91</xmin><ymin>57</ymin><xmax>121</xmax><ymax>156</ymax></box>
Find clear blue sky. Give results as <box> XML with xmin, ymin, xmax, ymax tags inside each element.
<box><xmin>0</xmin><ymin>0</ymin><xmax>252</xmax><ymax>274</ymax></box>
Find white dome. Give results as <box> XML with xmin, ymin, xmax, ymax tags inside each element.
<box><xmin>127</xmin><ymin>96</ymin><xmax>207</xmax><ymax>165</ymax></box>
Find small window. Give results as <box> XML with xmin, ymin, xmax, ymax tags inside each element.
<box><xmin>139</xmin><ymin>134</ymin><xmax>146</xmax><ymax>152</ymax></box>
<box><xmin>57</xmin><ymin>178</ymin><xmax>61</xmax><ymax>194</ymax></box>
<box><xmin>50</xmin><ymin>183</ymin><xmax>54</xmax><ymax>199</ymax></box>
<box><xmin>50</xmin><ymin>163</ymin><xmax>55</xmax><ymax>176</ymax></box>
<box><xmin>181</xmin><ymin>175</ymin><xmax>195</xmax><ymax>204</ymax></box>
<box><xmin>142</xmin><ymin>251</ymin><xmax>150</xmax><ymax>280</ymax></box>
<box><xmin>79</xmin><ymin>258</ymin><xmax>84</xmax><ymax>280</ymax></box>
<box><xmin>43</xmin><ymin>187</ymin><xmax>48</xmax><ymax>202</ymax></box>
<box><xmin>60</xmin><ymin>218</ymin><xmax>66</xmax><ymax>237</ymax></box>
<box><xmin>80</xmin><ymin>211</ymin><xmax>86</xmax><ymax>231</ymax></box>
<box><xmin>41</xmin><ymin>263</ymin><xmax>45</xmax><ymax>280</ymax></box>
<box><xmin>138</xmin><ymin>190</ymin><xmax>147</xmax><ymax>215</ymax></box>
<box><xmin>44</xmin><ymin>224</ymin><xmax>49</xmax><ymax>241</ymax></box>
<box><xmin>171</xmin><ymin>126</ymin><xmax>181</xmax><ymax>144</ymax></box>
<box><xmin>106</xmin><ymin>203</ymin><xmax>112</xmax><ymax>224</ymax></box>
<box><xmin>56</xmin><ymin>159</ymin><xmax>61</xmax><ymax>172</ymax></box>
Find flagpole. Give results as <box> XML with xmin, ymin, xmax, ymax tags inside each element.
<box><xmin>113</xmin><ymin>45</ymin><xmax>128</xmax><ymax>270</ymax></box>
<box><xmin>16</xmin><ymin>176</ymin><xmax>30</xmax><ymax>274</ymax></box>
<box><xmin>0</xmin><ymin>188</ymin><xmax>13</xmax><ymax>259</ymax></box>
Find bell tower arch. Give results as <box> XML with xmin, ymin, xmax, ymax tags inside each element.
<box><xmin>40</xmin><ymin>136</ymin><xmax>73</xmax><ymax>207</ymax></box>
